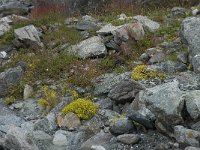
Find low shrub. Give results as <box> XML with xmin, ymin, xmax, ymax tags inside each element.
<box><xmin>62</xmin><ymin>98</ymin><xmax>98</xmax><ymax>120</ymax></box>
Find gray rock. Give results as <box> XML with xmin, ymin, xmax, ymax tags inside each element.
<box><xmin>46</xmin><ymin>112</ymin><xmax>57</xmax><ymax>131</ymax></box>
<box><xmin>185</xmin><ymin>147</ymin><xmax>200</xmax><ymax>150</ymax></box>
<box><xmin>0</xmin><ymin>14</ymin><xmax>28</xmax><ymax>24</ymax></box>
<box><xmin>80</xmin><ymin>131</ymin><xmax>112</xmax><ymax>150</ymax></box>
<box><xmin>148</xmin><ymin>52</ymin><xmax>166</xmax><ymax>64</ymax></box>
<box><xmin>53</xmin><ymin>131</ymin><xmax>67</xmax><ymax>146</ymax></box>
<box><xmin>160</xmin><ymin>41</ymin><xmax>181</xmax><ymax>52</ymax></box>
<box><xmin>117</xmin><ymin>134</ymin><xmax>140</xmax><ymax>144</ymax></box>
<box><xmin>0</xmin><ymin>22</ymin><xmax>11</xmax><ymax>37</ymax></box>
<box><xmin>108</xmin><ymin>80</ymin><xmax>145</xmax><ymax>104</ymax></box>
<box><xmin>33</xmin><ymin>118</ymin><xmax>50</xmax><ymax>133</ymax></box>
<box><xmin>0</xmin><ymin>1</ymin><xmax>31</xmax><ymax>16</ymax></box>
<box><xmin>93</xmin><ymin>72</ymin><xmax>131</xmax><ymax>96</ymax></box>
<box><xmin>105</xmin><ymin>39</ymin><xmax>121</xmax><ymax>51</ymax></box>
<box><xmin>4</xmin><ymin>126</ymin><xmax>39</xmax><ymax>150</ymax></box>
<box><xmin>192</xmin><ymin>55</ymin><xmax>200</xmax><ymax>73</ymax></box>
<box><xmin>91</xmin><ymin>145</ymin><xmax>106</xmax><ymax>150</ymax></box>
<box><xmin>76</xmin><ymin>20</ymin><xmax>98</xmax><ymax>31</ymax></box>
<box><xmin>177</xmin><ymin>72</ymin><xmax>200</xmax><ymax>91</ymax></box>
<box><xmin>191</xmin><ymin>121</ymin><xmax>200</xmax><ymax>132</ymax></box>
<box><xmin>65</xmin><ymin>131</ymin><xmax>89</xmax><ymax>150</ymax></box>
<box><xmin>69</xmin><ymin>36</ymin><xmax>107</xmax><ymax>59</ymax></box>
<box><xmin>140</xmin><ymin>80</ymin><xmax>184</xmax><ymax>124</ymax></box>
<box><xmin>97</xmin><ymin>23</ymin><xmax>121</xmax><ymax>35</ymax></box>
<box><xmin>23</xmin><ymin>84</ymin><xmax>33</xmax><ymax>100</ymax></box>
<box><xmin>95</xmin><ymin>98</ymin><xmax>113</xmax><ymax>109</ymax></box>
<box><xmin>174</xmin><ymin>125</ymin><xmax>200</xmax><ymax>147</ymax></box>
<box><xmin>181</xmin><ymin>17</ymin><xmax>200</xmax><ymax>73</ymax></box>
<box><xmin>149</xmin><ymin>61</ymin><xmax>187</xmax><ymax>74</ymax></box>
<box><xmin>184</xmin><ymin>90</ymin><xmax>200</xmax><ymax>120</ymax></box>
<box><xmin>171</xmin><ymin>7</ymin><xmax>187</xmax><ymax>18</ymax></box>
<box><xmin>127</xmin><ymin>110</ymin><xmax>155</xmax><ymax>129</ymax></box>
<box><xmin>133</xmin><ymin>15</ymin><xmax>160</xmax><ymax>32</ymax></box>
<box><xmin>14</xmin><ymin>25</ymin><xmax>43</xmax><ymax>48</ymax></box>
<box><xmin>140</xmin><ymin>53</ymin><xmax>149</xmax><ymax>62</ymax></box>
<box><xmin>109</xmin><ymin>118</ymin><xmax>135</xmax><ymax>135</ymax></box>
<box><xmin>177</xmin><ymin>52</ymin><xmax>188</xmax><ymax>64</ymax></box>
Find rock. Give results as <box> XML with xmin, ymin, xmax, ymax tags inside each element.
<box><xmin>117</xmin><ymin>134</ymin><xmax>140</xmax><ymax>144</ymax></box>
<box><xmin>0</xmin><ymin>14</ymin><xmax>28</xmax><ymax>24</ymax></box>
<box><xmin>0</xmin><ymin>22</ymin><xmax>11</xmax><ymax>37</ymax></box>
<box><xmin>23</xmin><ymin>84</ymin><xmax>33</xmax><ymax>100</ymax></box>
<box><xmin>109</xmin><ymin>118</ymin><xmax>135</xmax><ymax>135</ymax></box>
<box><xmin>46</xmin><ymin>112</ymin><xmax>57</xmax><ymax>131</ymax></box>
<box><xmin>33</xmin><ymin>118</ymin><xmax>50</xmax><ymax>133</ymax></box>
<box><xmin>4</xmin><ymin>126</ymin><xmax>39</xmax><ymax>150</ymax></box>
<box><xmin>80</xmin><ymin>31</ymin><xmax>89</xmax><ymax>39</ymax></box>
<box><xmin>53</xmin><ymin>130</ymin><xmax>67</xmax><ymax>146</ymax></box>
<box><xmin>148</xmin><ymin>61</ymin><xmax>187</xmax><ymax>74</ymax></box>
<box><xmin>0</xmin><ymin>1</ymin><xmax>31</xmax><ymax>16</ymax></box>
<box><xmin>108</xmin><ymin>80</ymin><xmax>145</xmax><ymax>104</ymax></box>
<box><xmin>133</xmin><ymin>15</ymin><xmax>160</xmax><ymax>32</ymax></box>
<box><xmin>140</xmin><ymin>53</ymin><xmax>149</xmax><ymax>62</ymax></box>
<box><xmin>184</xmin><ymin>90</ymin><xmax>200</xmax><ymax>120</ymax></box>
<box><xmin>177</xmin><ymin>52</ymin><xmax>188</xmax><ymax>64</ymax></box>
<box><xmin>118</xmin><ymin>13</ymin><xmax>128</xmax><ymax>20</ymax></box>
<box><xmin>140</xmin><ymin>80</ymin><xmax>184</xmax><ymax>124</ymax></box>
<box><xmin>97</xmin><ymin>23</ymin><xmax>121</xmax><ymax>35</ymax></box>
<box><xmin>69</xmin><ymin>36</ymin><xmax>107</xmax><ymax>59</ymax></box>
<box><xmin>148</xmin><ymin>52</ymin><xmax>166</xmax><ymax>64</ymax></box>
<box><xmin>65</xmin><ymin>131</ymin><xmax>89</xmax><ymax>150</ymax></box>
<box><xmin>192</xmin><ymin>9</ymin><xmax>200</xmax><ymax>16</ymax></box>
<box><xmin>125</xmin><ymin>22</ymin><xmax>145</xmax><ymax>41</ymax></box>
<box><xmin>0</xmin><ymin>66</ymin><xmax>23</xmax><ymax>97</ymax></box>
<box><xmin>80</xmin><ymin>131</ymin><xmax>112</xmax><ymax>150</ymax></box>
<box><xmin>160</xmin><ymin>41</ymin><xmax>181</xmax><ymax>52</ymax></box>
<box><xmin>93</xmin><ymin>72</ymin><xmax>131</xmax><ymax>96</ymax></box>
<box><xmin>14</xmin><ymin>25</ymin><xmax>43</xmax><ymax>48</ymax></box>
<box><xmin>171</xmin><ymin>7</ymin><xmax>187</xmax><ymax>18</ymax></box>
<box><xmin>0</xmin><ymin>107</ymin><xmax>25</xmax><ymax>133</ymax></box>
<box><xmin>174</xmin><ymin>125</ymin><xmax>200</xmax><ymax>147</ymax></box>
<box><xmin>0</xmin><ymin>51</ymin><xmax>7</xmax><ymax>59</ymax></box>
<box><xmin>181</xmin><ymin>17</ymin><xmax>200</xmax><ymax>73</ymax></box>
<box><xmin>76</xmin><ymin>19</ymin><xmax>98</xmax><ymax>31</ymax></box>
<box><xmin>177</xmin><ymin>72</ymin><xmax>200</xmax><ymax>91</ymax></box>
<box><xmin>191</xmin><ymin>121</ymin><xmax>200</xmax><ymax>132</ymax></box>
<box><xmin>91</xmin><ymin>145</ymin><xmax>105</xmax><ymax>150</ymax></box>
<box><xmin>185</xmin><ymin>146</ymin><xmax>200</xmax><ymax>150</ymax></box>
<box><xmin>95</xmin><ymin>98</ymin><xmax>113</xmax><ymax>109</ymax></box>
<box><xmin>57</xmin><ymin>112</ymin><xmax>81</xmax><ymax>129</ymax></box>
<box><xmin>20</xmin><ymin>99</ymin><xmax>41</xmax><ymax>120</ymax></box>
<box><xmin>127</xmin><ymin>110</ymin><xmax>155</xmax><ymax>129</ymax></box>
<box><xmin>105</xmin><ymin>39</ymin><xmax>121</xmax><ymax>51</ymax></box>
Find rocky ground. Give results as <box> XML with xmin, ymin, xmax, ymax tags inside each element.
<box><xmin>1</xmin><ymin>0</ymin><xmax>200</xmax><ymax>150</ymax></box>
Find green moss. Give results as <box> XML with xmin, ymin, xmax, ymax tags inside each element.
<box><xmin>43</xmin><ymin>25</ymin><xmax>81</xmax><ymax>46</ymax></box>
<box><xmin>131</xmin><ymin>64</ymin><xmax>166</xmax><ymax>81</ymax></box>
<box><xmin>62</xmin><ymin>98</ymin><xmax>98</xmax><ymax>120</ymax></box>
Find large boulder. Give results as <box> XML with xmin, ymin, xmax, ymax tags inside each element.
<box><xmin>69</xmin><ymin>36</ymin><xmax>107</xmax><ymax>59</ymax></box>
<box><xmin>4</xmin><ymin>126</ymin><xmax>39</xmax><ymax>150</ymax></box>
<box><xmin>181</xmin><ymin>17</ymin><xmax>200</xmax><ymax>73</ymax></box>
<box><xmin>133</xmin><ymin>15</ymin><xmax>160</xmax><ymax>32</ymax></box>
<box><xmin>14</xmin><ymin>25</ymin><xmax>43</xmax><ymax>48</ymax></box>
<box><xmin>140</xmin><ymin>80</ymin><xmax>185</xmax><ymax>124</ymax></box>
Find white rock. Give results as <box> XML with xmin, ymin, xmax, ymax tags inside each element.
<box><xmin>0</xmin><ymin>22</ymin><xmax>11</xmax><ymax>36</ymax></box>
<box><xmin>53</xmin><ymin>131</ymin><xmax>68</xmax><ymax>146</ymax></box>
<box><xmin>91</xmin><ymin>145</ymin><xmax>106</xmax><ymax>150</ymax></box>
<box><xmin>96</xmin><ymin>23</ymin><xmax>122</xmax><ymax>35</ymax></box>
<box><xmin>0</xmin><ymin>51</ymin><xmax>7</xmax><ymax>58</ymax></box>
<box><xmin>23</xmin><ymin>84</ymin><xmax>33</xmax><ymax>100</ymax></box>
